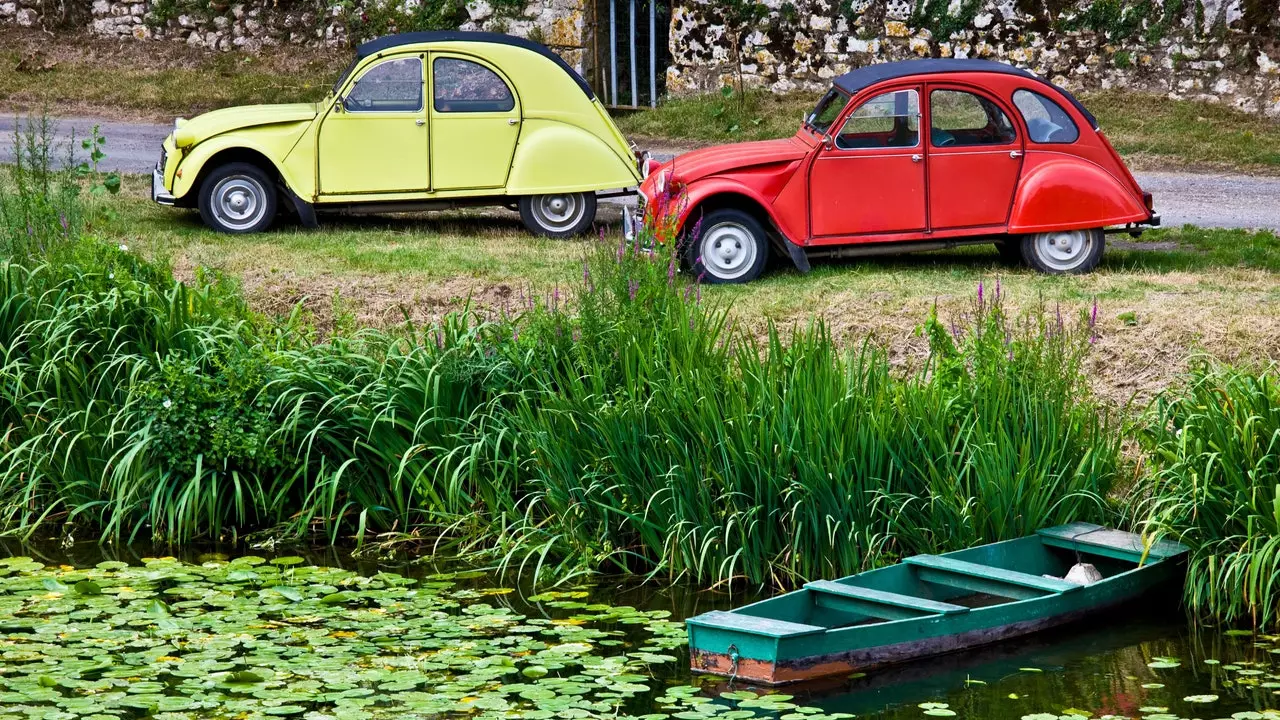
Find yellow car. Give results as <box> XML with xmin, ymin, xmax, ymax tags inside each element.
<box><xmin>151</xmin><ymin>31</ymin><xmax>643</xmax><ymax>237</ymax></box>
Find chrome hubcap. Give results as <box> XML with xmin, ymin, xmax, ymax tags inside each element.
<box><xmin>211</xmin><ymin>175</ymin><xmax>267</xmax><ymax>231</ymax></box>
<box><xmin>700</xmin><ymin>222</ymin><xmax>758</xmax><ymax>280</ymax></box>
<box><xmin>531</xmin><ymin>194</ymin><xmax>586</xmax><ymax>231</ymax></box>
<box><xmin>1033</xmin><ymin>230</ymin><xmax>1094</xmax><ymax>271</ymax></box>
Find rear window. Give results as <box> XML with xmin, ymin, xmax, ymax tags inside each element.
<box><xmin>1012</xmin><ymin>89</ymin><xmax>1080</xmax><ymax>144</ymax></box>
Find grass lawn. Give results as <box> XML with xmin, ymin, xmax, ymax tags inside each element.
<box><xmin>100</xmin><ymin>186</ymin><xmax>1280</xmax><ymax>406</ymax></box>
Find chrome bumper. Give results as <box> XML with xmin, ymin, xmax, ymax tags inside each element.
<box><xmin>151</xmin><ymin>165</ymin><xmax>175</xmax><ymax>206</ymax></box>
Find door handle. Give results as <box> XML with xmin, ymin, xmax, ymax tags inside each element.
<box><xmin>508</xmin><ymin>118</ymin><xmax>519</xmax><ymax>126</ymax></box>
<box><xmin>1010</xmin><ymin>150</ymin><xmax>1023</xmax><ymax>158</ymax></box>
<box><xmin>911</xmin><ymin>154</ymin><xmax>922</xmax><ymax>163</ymax></box>
<box><xmin>415</xmin><ymin>119</ymin><xmax>425</xmax><ymax>126</ymax></box>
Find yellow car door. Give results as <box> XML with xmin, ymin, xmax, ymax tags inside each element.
<box><xmin>318</xmin><ymin>53</ymin><xmax>429</xmax><ymax>195</ymax></box>
<box><xmin>429</xmin><ymin>54</ymin><xmax>522</xmax><ymax>191</ymax></box>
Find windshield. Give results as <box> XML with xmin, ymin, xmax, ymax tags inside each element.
<box><xmin>806</xmin><ymin>88</ymin><xmax>849</xmax><ymax>134</ymax></box>
<box><xmin>332</xmin><ymin>55</ymin><xmax>361</xmax><ymax>95</ymax></box>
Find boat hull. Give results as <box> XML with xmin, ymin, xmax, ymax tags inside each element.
<box><xmin>692</xmin><ymin>596</ymin><xmax>1150</xmax><ymax>684</ymax></box>
<box><xmin>686</xmin><ymin>525</ymin><xmax>1186</xmax><ymax>685</ymax></box>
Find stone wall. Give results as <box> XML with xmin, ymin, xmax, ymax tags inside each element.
<box><xmin>667</xmin><ymin>0</ymin><xmax>1280</xmax><ymax>116</ymax></box>
<box><xmin>0</xmin><ymin>0</ymin><xmax>589</xmax><ymax>71</ymax></box>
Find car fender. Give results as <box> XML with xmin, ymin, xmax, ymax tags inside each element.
<box><xmin>171</xmin><ymin>121</ymin><xmax>313</xmax><ymax>200</ymax></box>
<box><xmin>676</xmin><ymin>178</ymin><xmax>805</xmax><ymax>245</ymax></box>
<box><xmin>1008</xmin><ymin>153</ymin><xmax>1148</xmax><ymax>233</ymax></box>
<box><xmin>506</xmin><ymin>120</ymin><xmax>640</xmax><ymax>195</ymax></box>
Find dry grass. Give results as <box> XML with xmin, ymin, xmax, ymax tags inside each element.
<box><xmin>0</xmin><ymin>29</ymin><xmax>339</xmax><ymax>122</ymax></box>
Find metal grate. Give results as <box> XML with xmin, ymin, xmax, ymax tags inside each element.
<box><xmin>592</xmin><ymin>0</ymin><xmax>669</xmax><ymax>108</ymax></box>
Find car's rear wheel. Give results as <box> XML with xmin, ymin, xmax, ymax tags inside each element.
<box><xmin>519</xmin><ymin>192</ymin><xmax>596</xmax><ymax>238</ymax></box>
<box><xmin>198</xmin><ymin>162</ymin><xmax>277</xmax><ymax>234</ymax></box>
<box><xmin>687</xmin><ymin>209</ymin><xmax>769</xmax><ymax>284</ymax></box>
<box><xmin>1021</xmin><ymin>228</ymin><xmax>1104</xmax><ymax>274</ymax></box>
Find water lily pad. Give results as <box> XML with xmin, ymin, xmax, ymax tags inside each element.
<box><xmin>1183</xmin><ymin>695</ymin><xmax>1218</xmax><ymax>703</ymax></box>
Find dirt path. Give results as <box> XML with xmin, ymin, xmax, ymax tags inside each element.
<box><xmin>3</xmin><ymin>113</ymin><xmax>1279</xmax><ymax>231</ymax></box>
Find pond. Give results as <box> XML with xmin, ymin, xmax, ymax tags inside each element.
<box><xmin>0</xmin><ymin>543</ymin><xmax>1274</xmax><ymax>720</ymax></box>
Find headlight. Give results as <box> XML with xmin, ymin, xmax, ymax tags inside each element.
<box><xmin>174</xmin><ymin>128</ymin><xmax>196</xmax><ymax>148</ymax></box>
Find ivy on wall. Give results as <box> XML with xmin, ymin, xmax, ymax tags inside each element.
<box><xmin>144</xmin><ymin>0</ymin><xmax>529</xmax><ymax>40</ymax></box>
<box><xmin>826</xmin><ymin>0</ymin><xmax>1278</xmax><ymax>46</ymax></box>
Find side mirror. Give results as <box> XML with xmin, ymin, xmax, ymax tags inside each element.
<box><xmin>822</xmin><ymin>135</ymin><xmax>834</xmax><ymax>151</ymax></box>
<box><xmin>334</xmin><ymin>97</ymin><xmax>347</xmax><ymax>113</ymax></box>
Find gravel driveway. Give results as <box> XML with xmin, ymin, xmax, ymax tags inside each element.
<box><xmin>2</xmin><ymin>114</ymin><xmax>1277</xmax><ymax>231</ymax></box>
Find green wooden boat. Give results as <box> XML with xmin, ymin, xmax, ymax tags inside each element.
<box><xmin>686</xmin><ymin>522</ymin><xmax>1187</xmax><ymax>685</ymax></box>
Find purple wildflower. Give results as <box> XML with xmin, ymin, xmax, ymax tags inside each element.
<box><xmin>59</xmin><ymin>213</ymin><xmax>68</xmax><ymax>234</ymax></box>
<box><xmin>512</xmin><ymin>327</ymin><xmax>520</xmax><ymax>342</ymax></box>
<box><xmin>977</xmin><ymin>280</ymin><xmax>984</xmax><ymax>305</ymax></box>
<box><xmin>628</xmin><ymin>279</ymin><xmax>639</xmax><ymax>302</ymax></box>
<box><xmin>26</xmin><ymin>224</ymin><xmax>33</xmax><ymax>236</ymax></box>
<box><xmin>995</xmin><ymin>276</ymin><xmax>1002</xmax><ymax>300</ymax></box>
<box><xmin>667</xmin><ymin>256</ymin><xmax>676</xmax><ymax>285</ymax></box>
<box><xmin>1090</xmin><ymin>298</ymin><xmax>1098</xmax><ymax>328</ymax></box>
<box><xmin>434</xmin><ymin>329</ymin><xmax>444</xmax><ymax>349</ymax></box>
<box><xmin>572</xmin><ymin>328</ymin><xmax>581</xmax><ymax>342</ymax></box>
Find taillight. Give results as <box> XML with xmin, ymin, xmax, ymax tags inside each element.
<box><xmin>1142</xmin><ymin>191</ymin><xmax>1153</xmax><ymax>212</ymax></box>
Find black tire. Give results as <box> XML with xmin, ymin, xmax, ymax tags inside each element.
<box><xmin>685</xmin><ymin>208</ymin><xmax>769</xmax><ymax>284</ymax></box>
<box><xmin>518</xmin><ymin>193</ymin><xmax>597</xmax><ymax>238</ymax></box>
<box><xmin>995</xmin><ymin>239</ymin><xmax>1024</xmax><ymax>267</ymax></box>
<box><xmin>1020</xmin><ymin>228</ymin><xmax>1105</xmax><ymax>274</ymax></box>
<box><xmin>197</xmin><ymin>162</ymin><xmax>277</xmax><ymax>234</ymax></box>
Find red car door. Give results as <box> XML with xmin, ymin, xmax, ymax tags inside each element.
<box><xmin>808</xmin><ymin>86</ymin><xmax>926</xmax><ymax>239</ymax></box>
<box><xmin>925</xmin><ymin>85</ymin><xmax>1024</xmax><ymax>231</ymax></box>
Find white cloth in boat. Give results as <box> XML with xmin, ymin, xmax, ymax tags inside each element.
<box><xmin>1042</xmin><ymin>562</ymin><xmax>1103</xmax><ymax>585</ymax></box>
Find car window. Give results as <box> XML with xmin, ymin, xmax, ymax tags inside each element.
<box><xmin>807</xmin><ymin>88</ymin><xmax>848</xmax><ymax>134</ymax></box>
<box><xmin>835</xmin><ymin>90</ymin><xmax>919</xmax><ymax>150</ymax></box>
<box><xmin>433</xmin><ymin>58</ymin><xmax>516</xmax><ymax>113</ymax></box>
<box><xmin>344</xmin><ymin>57</ymin><xmax>423</xmax><ymax>113</ymax></box>
<box><xmin>1013</xmin><ymin>89</ymin><xmax>1081</xmax><ymax>143</ymax></box>
<box><xmin>929</xmin><ymin>89</ymin><xmax>1017</xmax><ymax>147</ymax></box>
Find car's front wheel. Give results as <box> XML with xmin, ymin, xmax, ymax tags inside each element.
<box><xmin>1021</xmin><ymin>228</ymin><xmax>1104</xmax><ymax>274</ymax></box>
<box><xmin>519</xmin><ymin>193</ymin><xmax>596</xmax><ymax>238</ymax></box>
<box><xmin>687</xmin><ymin>209</ymin><xmax>769</xmax><ymax>284</ymax></box>
<box><xmin>197</xmin><ymin>162</ymin><xmax>277</xmax><ymax>234</ymax></box>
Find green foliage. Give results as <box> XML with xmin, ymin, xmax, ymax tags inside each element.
<box><xmin>1134</xmin><ymin>363</ymin><xmax>1280</xmax><ymax>628</ymax></box>
<box><xmin>909</xmin><ymin>0</ymin><xmax>983</xmax><ymax>40</ymax></box>
<box><xmin>140</xmin><ymin>353</ymin><xmax>284</xmax><ymax>477</ymax></box>
<box><xmin>1058</xmin><ymin>0</ymin><xmax>1187</xmax><ymax>44</ymax></box>
<box><xmin>147</xmin><ymin>0</ymin><xmax>524</xmax><ymax>39</ymax></box>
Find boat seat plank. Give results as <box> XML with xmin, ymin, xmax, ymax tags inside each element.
<box><xmin>1038</xmin><ymin>522</ymin><xmax>1187</xmax><ymax>562</ymax></box>
<box><xmin>905</xmin><ymin>555</ymin><xmax>1082</xmax><ymax>596</ymax></box>
<box><xmin>805</xmin><ymin>580</ymin><xmax>969</xmax><ymax>618</ymax></box>
<box><xmin>686</xmin><ymin>611</ymin><xmax>825</xmax><ymax>639</ymax></box>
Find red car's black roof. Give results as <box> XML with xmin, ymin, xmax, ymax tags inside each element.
<box><xmin>832</xmin><ymin>59</ymin><xmax>1097</xmax><ymax>128</ymax></box>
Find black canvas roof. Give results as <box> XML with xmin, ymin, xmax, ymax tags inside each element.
<box><xmin>832</xmin><ymin>59</ymin><xmax>1096</xmax><ymax>128</ymax></box>
<box><xmin>354</xmin><ymin>31</ymin><xmax>594</xmax><ymax>100</ymax></box>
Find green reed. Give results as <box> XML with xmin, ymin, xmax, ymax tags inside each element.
<box><xmin>1134</xmin><ymin>362</ymin><xmax>1280</xmax><ymax>628</ymax></box>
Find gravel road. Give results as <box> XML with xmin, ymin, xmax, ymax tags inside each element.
<box><xmin>2</xmin><ymin>114</ymin><xmax>1278</xmax><ymax>231</ymax></box>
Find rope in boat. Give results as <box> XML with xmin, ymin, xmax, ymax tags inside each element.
<box><xmin>727</xmin><ymin>644</ymin><xmax>740</xmax><ymax>685</ymax></box>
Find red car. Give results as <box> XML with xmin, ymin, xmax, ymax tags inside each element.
<box><xmin>636</xmin><ymin>59</ymin><xmax>1159</xmax><ymax>283</ymax></box>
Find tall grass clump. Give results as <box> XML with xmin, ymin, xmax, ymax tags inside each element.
<box><xmin>513</xmin><ymin>256</ymin><xmax>1121</xmax><ymax>585</ymax></box>
<box><xmin>1134</xmin><ymin>362</ymin><xmax>1280</xmax><ymax>628</ymax></box>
